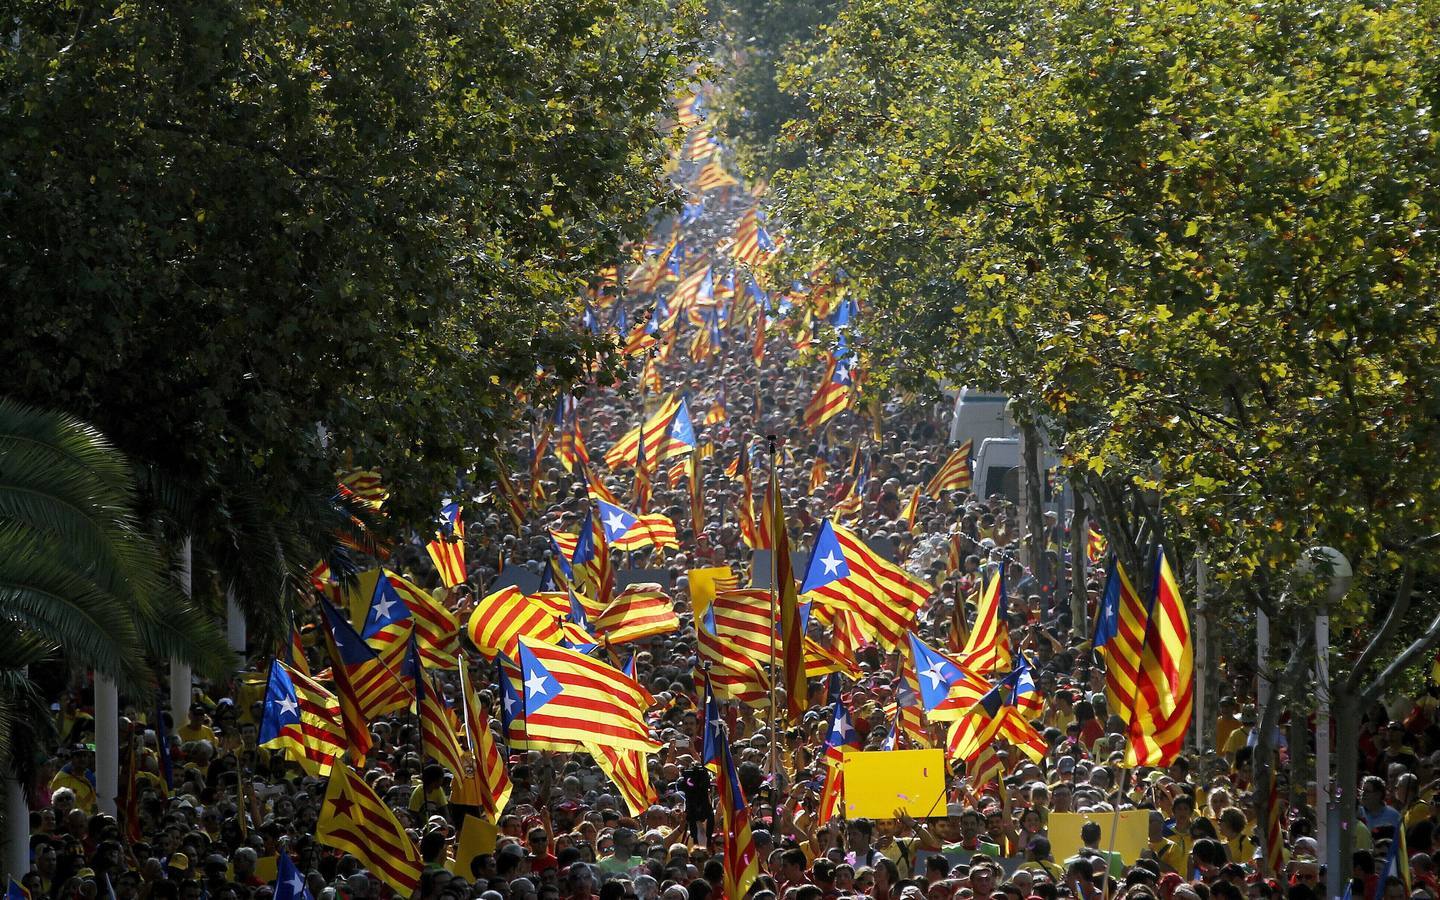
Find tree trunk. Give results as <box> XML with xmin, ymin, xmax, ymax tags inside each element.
<box><xmin>1256</xmin><ymin>620</ymin><xmax>1313</xmax><ymax>880</ymax></box>
<box><xmin>1019</xmin><ymin>420</ymin><xmax>1049</xmax><ymax>600</ymax></box>
<box><xmin>1330</xmin><ymin>690</ymin><xmax>1362</xmax><ymax>900</ymax></box>
<box><xmin>1069</xmin><ymin>482</ymin><xmax>1089</xmax><ymax>639</ymax></box>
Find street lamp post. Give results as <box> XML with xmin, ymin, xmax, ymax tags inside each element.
<box><xmin>1300</xmin><ymin>546</ymin><xmax>1352</xmax><ymax>899</ymax></box>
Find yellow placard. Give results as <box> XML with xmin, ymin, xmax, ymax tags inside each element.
<box><xmin>688</xmin><ymin>566</ymin><xmax>734</xmax><ymax>619</ymax></box>
<box><xmin>842</xmin><ymin>749</ymin><xmax>947</xmax><ymax>819</ymax></box>
<box><xmin>1046</xmin><ymin>811</ymin><xmax>1151</xmax><ymax>864</ymax></box>
<box><xmin>449</xmin><ymin>814</ymin><xmax>499</xmax><ymax>876</ymax></box>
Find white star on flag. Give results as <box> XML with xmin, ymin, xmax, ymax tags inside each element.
<box><xmin>603</xmin><ymin>510</ymin><xmax>629</xmax><ymax>535</ymax></box>
<box><xmin>277</xmin><ymin>695</ymin><xmax>300</xmax><ymax>718</ymax></box>
<box><xmin>525</xmin><ymin>672</ymin><xmax>552</xmax><ymax>699</ymax></box>
<box><xmin>921</xmin><ymin>661</ymin><xmax>949</xmax><ymax>690</ymax></box>
<box><xmin>821</xmin><ymin>552</ymin><xmax>843</xmax><ymax>576</ymax></box>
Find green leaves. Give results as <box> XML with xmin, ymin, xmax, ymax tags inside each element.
<box><xmin>0</xmin><ymin>0</ymin><xmax>700</xmax><ymax>530</ymax></box>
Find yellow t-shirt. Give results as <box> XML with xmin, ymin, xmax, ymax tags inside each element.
<box><xmin>49</xmin><ymin>770</ymin><xmax>98</xmax><ymax>813</ymax></box>
<box><xmin>408</xmin><ymin>784</ymin><xmax>449</xmax><ymax>812</ymax></box>
<box><xmin>177</xmin><ymin>721</ymin><xmax>217</xmax><ymax>744</ymax></box>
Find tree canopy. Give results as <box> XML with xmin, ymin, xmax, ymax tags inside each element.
<box><xmin>1</xmin><ymin>0</ymin><xmax>704</xmax><ymax>531</ymax></box>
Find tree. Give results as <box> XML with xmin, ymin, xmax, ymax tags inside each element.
<box><xmin>0</xmin><ymin>400</ymin><xmax>233</xmax><ymax>789</ymax></box>
<box><xmin>0</xmin><ymin>0</ymin><xmax>703</xmax><ymax>534</ymax></box>
<box><xmin>761</xmin><ymin>0</ymin><xmax>1440</xmax><ymax>869</ymax></box>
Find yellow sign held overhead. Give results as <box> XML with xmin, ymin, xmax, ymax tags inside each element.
<box><xmin>842</xmin><ymin>749</ymin><xmax>947</xmax><ymax>820</ymax></box>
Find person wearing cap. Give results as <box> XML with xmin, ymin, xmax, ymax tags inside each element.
<box><xmin>177</xmin><ymin>704</ymin><xmax>217</xmax><ymax>745</ymax></box>
<box><xmin>1017</xmin><ymin>837</ymin><xmax>1064</xmax><ymax>881</ymax></box>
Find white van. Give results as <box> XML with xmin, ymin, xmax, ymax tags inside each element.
<box><xmin>947</xmin><ymin>389</ymin><xmax>1014</xmax><ymax>445</ymax></box>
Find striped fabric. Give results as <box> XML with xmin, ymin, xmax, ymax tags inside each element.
<box><xmin>1124</xmin><ymin>548</ymin><xmax>1193</xmax><ymax>767</ymax></box>
<box><xmin>595</xmin><ymin>585</ymin><xmax>680</xmax><ymax>645</ymax></box>
<box><xmin>586</xmin><ymin>742</ymin><xmax>657</xmax><ymax>817</ymax></box>
<box><xmin>556</xmin><ymin>417</ymin><xmax>591</xmax><ymax>473</ymax></box>
<box><xmin>925</xmin><ymin>439</ymin><xmax>974</xmax><ymax>496</ymax></box>
<box><xmin>803</xmin><ymin>521</ymin><xmax>933</xmax><ymax>650</ymax></box>
<box><xmin>609</xmin><ymin>512</ymin><xmax>681</xmax><ymax>552</ymax></box>
<box><xmin>316</xmin><ymin>765</ymin><xmax>422</xmax><ymax>895</ymax></box>
<box><xmin>466</xmin><ymin>587</ymin><xmax>563</xmax><ymax>660</ymax></box>
<box><xmin>493</xmin><ymin>460</ymin><xmax>527</xmax><ymax>531</ymax></box>
<box><xmin>320</xmin><ymin>602</ymin><xmax>409</xmax><ymax>754</ymax></box>
<box><xmin>427</xmin><ymin>536</ymin><xmax>466</xmax><ymax>589</ymax></box>
<box><xmin>1093</xmin><ymin>556</ymin><xmax>1147</xmax><ymax>723</ymax></box>
<box><xmin>960</xmin><ymin>567</ymin><xmax>1011</xmax><ymax>674</ymax></box>
<box><xmin>381</xmin><ymin>571</ymin><xmax>460</xmax><ymax>670</ymax></box>
<box><xmin>802</xmin><ymin>351</ymin><xmax>853</xmax><ymax>429</ymax></box>
<box><xmin>450</xmin><ymin>658</ymin><xmax>512</xmax><ymax>820</ymax></box>
<box><xmin>698</xmin><ymin>625</ymin><xmax>770</xmax><ymax>705</ymax></box>
<box><xmin>683</xmin><ymin>123</ymin><xmax>717</xmax><ymax>161</ymax></box>
<box><xmin>696</xmin><ymin>160</ymin><xmax>738</xmax><ymax>192</ymax></box>
<box><xmin>751</xmin><ymin>312</ymin><xmax>766</xmax><ymax>366</ymax></box>
<box><xmin>337</xmin><ymin>469</ymin><xmax>388</xmax><ymax>511</ymax></box>
<box><xmin>416</xmin><ymin>667</ymin><xmax>466</xmax><ymax>777</ymax></box>
<box><xmin>515</xmin><ymin>638</ymin><xmax>657</xmax><ymax>753</ymax></box>
<box><xmin>602</xmin><ymin>394</ymin><xmax>685</xmax><ymax>470</ymax></box>
<box><xmin>258</xmin><ymin>661</ymin><xmax>345</xmax><ymax>776</ymax></box>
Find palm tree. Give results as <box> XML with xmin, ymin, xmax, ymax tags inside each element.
<box><xmin>0</xmin><ymin>399</ymin><xmax>234</xmax><ymax>794</ymax></box>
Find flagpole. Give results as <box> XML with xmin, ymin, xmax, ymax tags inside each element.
<box><xmin>765</xmin><ymin>433</ymin><xmax>780</xmax><ymax>789</ymax></box>
<box><xmin>1102</xmin><ymin>766</ymin><xmax>1128</xmax><ymax>900</ymax></box>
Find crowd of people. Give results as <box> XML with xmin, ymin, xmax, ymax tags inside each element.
<box><xmin>10</xmin><ymin>92</ymin><xmax>1440</xmax><ymax>900</ymax></box>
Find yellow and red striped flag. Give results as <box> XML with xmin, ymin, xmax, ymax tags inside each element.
<box><xmin>802</xmin><ymin>343</ymin><xmax>854</xmax><ymax>429</ymax></box>
<box><xmin>1124</xmin><ymin>547</ymin><xmax>1193</xmax><ymax>767</ymax></box>
<box><xmin>925</xmin><ymin>440</ymin><xmax>974</xmax><ymax>497</ymax></box>
<box><xmin>425</xmin><ymin>503</ymin><xmax>466</xmax><ymax>588</ymax></box>
<box><xmin>416</xmin><ymin>664</ymin><xmax>466</xmax><ymax>777</ymax></box>
<box><xmin>768</xmin><ymin>467</ymin><xmax>807</xmax><ymax>726</ymax></box>
<box><xmin>286</xmin><ymin>622</ymin><xmax>311</xmax><ymax>677</ymax></box>
<box><xmin>557</xmin><ymin>416</ymin><xmax>591</xmax><ymax>473</ymax></box>
<box><xmin>901</xmin><ymin>484</ymin><xmax>922</xmax><ymax>531</ymax></box>
<box><xmin>684</xmin><ymin>123</ymin><xmax>717</xmax><ymax>161</ymax></box>
<box><xmin>317</xmin><ymin>765</ymin><xmax>423</xmax><ymax>895</ymax></box>
<box><xmin>572</xmin><ymin>507</ymin><xmax>615</xmax><ymax>610</ymax></box>
<box><xmin>960</xmin><ymin>567</ymin><xmax>1012</xmax><ymax>675</ymax></box>
<box><xmin>337</xmin><ymin>469</ymin><xmax>388</xmax><ymax>512</ymax></box>
<box><xmin>515</xmin><ymin>637</ymin><xmax>657</xmax><ymax>752</ymax></box>
<box><xmin>752</xmin><ymin>312</ymin><xmax>767</xmax><ymax>367</ymax></box>
<box><xmin>808</xmin><ymin>454</ymin><xmax>829</xmax><ymax>494</ymax></box>
<box><xmin>595</xmin><ymin>584</ymin><xmax>680</xmax><ymax>645</ymax></box>
<box><xmin>375</xmin><ymin>570</ymin><xmax>460</xmax><ymax>670</ymax></box>
<box><xmin>1093</xmin><ymin>556</ymin><xmax>1147</xmax><ymax>723</ymax></box>
<box><xmin>258</xmin><ymin>661</ymin><xmax>346</xmax><ymax>776</ymax></box>
<box><xmin>704</xmin><ymin>385</ymin><xmax>728</xmax><ymax>425</ymax></box>
<box><xmin>696</xmin><ymin>159</ymin><xmax>738</xmax><ymax>192</ymax></box>
<box><xmin>319</xmin><ymin>602</ymin><xmax>408</xmax><ymax>755</ymax></box>
<box><xmin>736</xmin><ymin>447</ymin><xmax>761</xmax><ymax>549</ymax></box>
<box><xmin>586</xmin><ymin>742</ymin><xmax>657</xmax><ymax>817</ymax></box>
<box><xmin>732</xmin><ymin>207</ymin><xmax>777</xmax><ymax>267</ymax></box>
<box><xmin>603</xmin><ymin>394</ymin><xmax>686</xmax><ymax>470</ymax></box>
<box><xmin>493</xmin><ymin>457</ymin><xmax>527</xmax><ymax>532</ymax></box>
<box><xmin>1086</xmin><ymin>525</ymin><xmax>1109</xmax><ymax>565</ymax></box>
<box><xmin>698</xmin><ymin>623</ymin><xmax>771</xmax><ymax>705</ymax></box>
<box><xmin>586</xmin><ymin>466</ymin><xmax>621</xmax><ymax>505</ymax></box>
<box><xmin>450</xmin><ymin>657</ymin><xmax>512</xmax><ymax>820</ymax></box>
<box><xmin>701</xmin><ymin>675</ymin><xmax>762</xmax><ymax>900</ymax></box>
<box><xmin>799</xmin><ymin>520</ymin><xmax>932</xmax><ymax>650</ymax></box>
<box><xmin>466</xmin><ymin>587</ymin><xmax>563</xmax><ymax>661</ymax></box>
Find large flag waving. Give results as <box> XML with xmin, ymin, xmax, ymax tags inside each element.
<box><xmin>799</xmin><ymin>519</ymin><xmax>932</xmax><ymax>649</ymax></box>
<box><xmin>516</xmin><ymin>637</ymin><xmax>656</xmax><ymax>752</ymax></box>
<box><xmin>426</xmin><ymin>502</ymin><xmax>467</xmax><ymax>588</ymax></box>
<box><xmin>959</xmin><ymin>566</ymin><xmax>1011</xmax><ymax>674</ymax></box>
<box><xmin>702</xmin><ymin>674</ymin><xmax>761</xmax><ymax>900</ymax></box>
<box><xmin>803</xmin><ymin>337</ymin><xmax>855</xmax><ymax>429</ymax></box>
<box><xmin>316</xmin><ymin>765</ymin><xmax>422</xmax><ymax>895</ymax></box>
<box><xmin>1093</xmin><ymin>556</ymin><xmax>1147</xmax><ymax>724</ymax></box>
<box><xmin>925</xmin><ymin>440</ymin><xmax>974</xmax><ymax>497</ymax></box>
<box><xmin>258</xmin><ymin>661</ymin><xmax>346</xmax><ymax>776</ymax></box>
<box><xmin>593</xmin><ymin>498</ymin><xmax>681</xmax><ymax>551</ymax></box>
<box><xmin>604</xmin><ymin>394</ymin><xmax>693</xmax><ymax>470</ymax></box>
<box><xmin>594</xmin><ymin>584</ymin><xmax>681</xmax><ymax>645</ymax></box>
<box><xmin>1125</xmin><ymin>547</ymin><xmax>1193</xmax><ymax>767</ymax></box>
<box><xmin>767</xmin><ymin>465</ymin><xmax>807</xmax><ymax>725</ymax></box>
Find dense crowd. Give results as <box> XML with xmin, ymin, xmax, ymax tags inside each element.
<box><xmin>11</xmin><ymin>123</ymin><xmax>1440</xmax><ymax>900</ymax></box>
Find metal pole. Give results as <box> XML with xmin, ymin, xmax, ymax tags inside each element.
<box><xmin>1193</xmin><ymin>547</ymin><xmax>1209</xmax><ymax>753</ymax></box>
<box><xmin>1316</xmin><ymin>602</ymin><xmax>1331</xmax><ymax>871</ymax></box>
<box><xmin>765</xmin><ymin>434</ymin><xmax>780</xmax><ymax>787</ymax></box>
